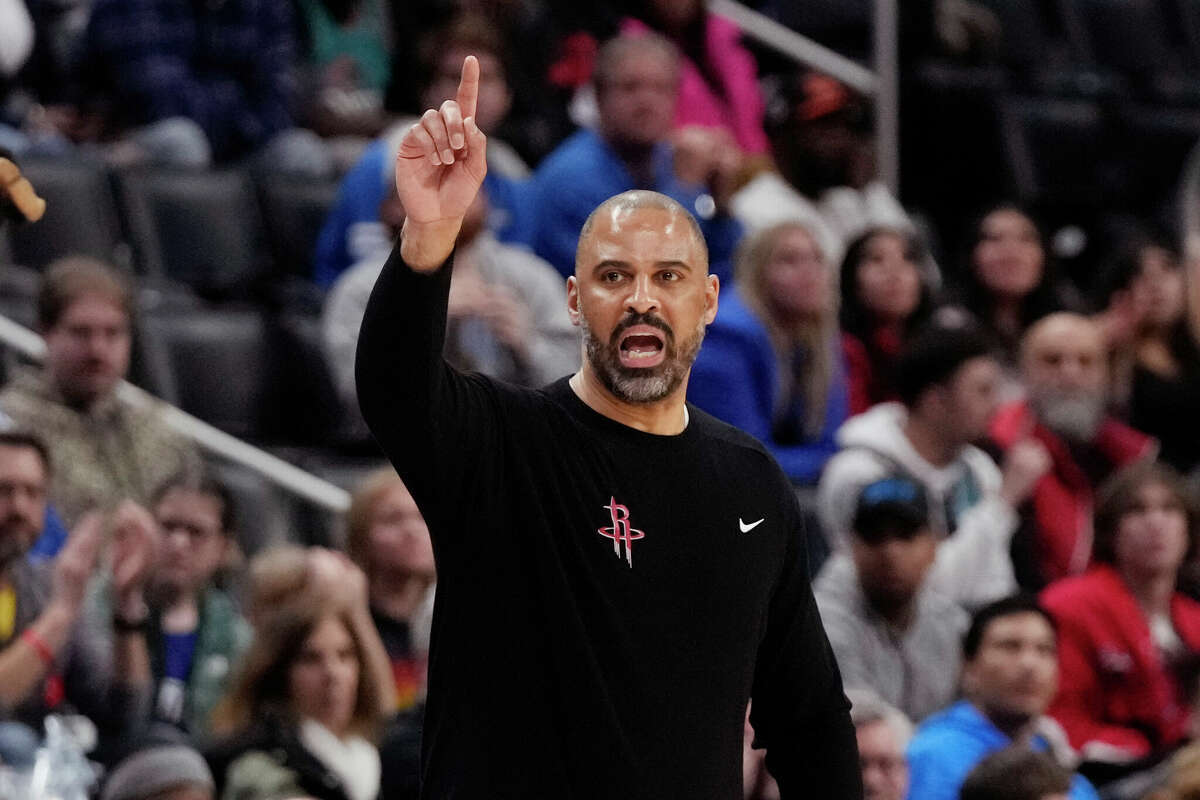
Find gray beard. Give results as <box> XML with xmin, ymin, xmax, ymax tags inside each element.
<box><xmin>581</xmin><ymin>315</ymin><xmax>706</xmax><ymax>405</ymax></box>
<box><xmin>1031</xmin><ymin>390</ymin><xmax>1106</xmax><ymax>442</ymax></box>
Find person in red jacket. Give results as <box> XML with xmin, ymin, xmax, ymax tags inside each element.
<box><xmin>990</xmin><ymin>313</ymin><xmax>1156</xmax><ymax>588</ymax></box>
<box><xmin>1041</xmin><ymin>461</ymin><xmax>1200</xmax><ymax>773</ymax></box>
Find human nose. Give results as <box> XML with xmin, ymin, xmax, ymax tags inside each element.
<box><xmin>625</xmin><ymin>274</ymin><xmax>659</xmax><ymax>315</ymax></box>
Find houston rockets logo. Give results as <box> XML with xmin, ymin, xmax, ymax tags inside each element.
<box><xmin>597</xmin><ymin>497</ymin><xmax>645</xmax><ymax>568</ymax></box>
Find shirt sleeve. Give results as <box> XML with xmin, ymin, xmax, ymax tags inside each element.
<box><xmin>354</xmin><ymin>244</ymin><xmax>503</xmax><ymax>531</ymax></box>
<box><xmin>749</xmin><ymin>500</ymin><xmax>862</xmax><ymax>799</ymax></box>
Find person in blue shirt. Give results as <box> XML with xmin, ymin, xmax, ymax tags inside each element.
<box><xmin>688</xmin><ymin>220</ymin><xmax>847</xmax><ymax>485</ymax></box>
<box><xmin>906</xmin><ymin>595</ymin><xmax>1099</xmax><ymax>800</ymax></box>
<box><xmin>313</xmin><ymin>17</ymin><xmax>532</xmax><ymax>288</ymax></box>
<box><xmin>523</xmin><ymin>32</ymin><xmax>742</xmax><ymax>285</ymax></box>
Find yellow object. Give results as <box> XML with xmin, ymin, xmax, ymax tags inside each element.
<box><xmin>0</xmin><ymin>584</ymin><xmax>16</xmax><ymax>643</ymax></box>
<box><xmin>0</xmin><ymin>157</ymin><xmax>47</xmax><ymax>223</ymax></box>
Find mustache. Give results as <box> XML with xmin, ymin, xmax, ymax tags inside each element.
<box><xmin>609</xmin><ymin>312</ymin><xmax>674</xmax><ymax>345</ymax></box>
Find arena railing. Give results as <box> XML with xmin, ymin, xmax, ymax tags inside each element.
<box><xmin>0</xmin><ymin>311</ymin><xmax>352</xmax><ymax>513</ymax></box>
<box><xmin>709</xmin><ymin>0</ymin><xmax>899</xmax><ymax>191</ymax></box>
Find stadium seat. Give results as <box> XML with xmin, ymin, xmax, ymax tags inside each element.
<box><xmin>138</xmin><ymin>307</ymin><xmax>274</xmax><ymax>440</ymax></box>
<box><xmin>997</xmin><ymin>96</ymin><xmax>1115</xmax><ymax>208</ymax></box>
<box><xmin>7</xmin><ymin>159</ymin><xmax>126</xmax><ymax>270</ymax></box>
<box><xmin>117</xmin><ymin>168</ymin><xmax>269</xmax><ymax>299</ymax></box>
<box><xmin>257</xmin><ymin>176</ymin><xmax>338</xmax><ymax>280</ymax></box>
<box><xmin>268</xmin><ymin>310</ymin><xmax>349</xmax><ymax>446</ymax></box>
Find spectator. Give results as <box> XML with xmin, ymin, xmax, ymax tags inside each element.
<box><xmin>84</xmin><ymin>0</ymin><xmax>333</xmax><ymax>173</ymax></box>
<box><xmin>0</xmin><ymin>0</ymin><xmax>83</xmax><ymax>158</ymax></box>
<box><xmin>845</xmin><ymin>689</ymin><xmax>912</xmax><ymax>800</ymax></box>
<box><xmin>688</xmin><ymin>220</ymin><xmax>848</xmax><ymax>485</ymax></box>
<box><xmin>839</xmin><ymin>226</ymin><xmax>939</xmax><ymax>413</ymax></box>
<box><xmin>621</xmin><ymin>0</ymin><xmax>768</xmax><ymax>154</ymax></box>
<box><xmin>818</xmin><ymin>319</ymin><xmax>1047</xmax><ymax>610</ymax></box>
<box><xmin>240</xmin><ymin>545</ymin><xmax>396</xmax><ymax>714</ymax></box>
<box><xmin>816</xmin><ymin>476</ymin><xmax>967</xmax><ymax>722</ymax></box>
<box><xmin>207</xmin><ymin>595</ymin><xmax>386</xmax><ymax>800</ymax></box>
<box><xmin>1041</xmin><ymin>462</ymin><xmax>1200</xmax><ymax>769</ymax></box>
<box><xmin>959</xmin><ymin>747</ymin><xmax>1073</xmax><ymax>800</ymax></box>
<box><xmin>905</xmin><ymin>595</ymin><xmax>1099</xmax><ymax>800</ymax></box>
<box><xmin>344</xmin><ymin>468</ymin><xmax>434</xmax><ymax>714</ymax></box>
<box><xmin>0</xmin><ymin>430</ymin><xmax>155</xmax><ymax>743</ymax></box>
<box><xmin>525</xmin><ymin>32</ymin><xmax>742</xmax><ymax>282</ymax></box>
<box><xmin>952</xmin><ymin>204</ymin><xmax>1075</xmax><ymax>366</ymax></box>
<box><xmin>1093</xmin><ymin>232</ymin><xmax>1200</xmax><ymax>475</ymax></box>
<box><xmin>730</xmin><ymin>72</ymin><xmax>910</xmax><ymax>261</ymax></box>
<box><xmin>90</xmin><ymin>472</ymin><xmax>250</xmax><ymax>742</ymax></box>
<box><xmin>293</xmin><ymin>0</ymin><xmax>392</xmax><ymax>142</ymax></box>
<box><xmin>0</xmin><ymin>256</ymin><xmax>202</xmax><ymax>527</ymax></box>
<box><xmin>101</xmin><ymin>738</ymin><xmax>215</xmax><ymax>800</ymax></box>
<box><xmin>323</xmin><ymin>183</ymin><xmax>579</xmax><ymax>416</ymax></box>
<box><xmin>990</xmin><ymin>313</ymin><xmax>1157</xmax><ymax>589</ymax></box>
<box><xmin>313</xmin><ymin>12</ymin><xmax>531</xmax><ymax>288</ymax></box>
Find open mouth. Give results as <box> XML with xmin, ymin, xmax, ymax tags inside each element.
<box><xmin>617</xmin><ymin>325</ymin><xmax>666</xmax><ymax>368</ymax></box>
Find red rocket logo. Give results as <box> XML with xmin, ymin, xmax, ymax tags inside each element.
<box><xmin>598</xmin><ymin>497</ymin><xmax>645</xmax><ymax>568</ymax></box>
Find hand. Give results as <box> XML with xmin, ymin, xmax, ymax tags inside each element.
<box><xmin>671</xmin><ymin>125</ymin><xmax>721</xmax><ymax>187</ymax></box>
<box><xmin>999</xmin><ymin>439</ymin><xmax>1052</xmax><ymax>507</ymax></box>
<box><xmin>110</xmin><ymin>501</ymin><xmax>158</xmax><ymax>608</ymax></box>
<box><xmin>395</xmin><ymin>55</ymin><xmax>488</xmax><ymax>271</ymax></box>
<box><xmin>306</xmin><ymin>548</ymin><xmax>369</xmax><ymax>613</ymax></box>
<box><xmin>50</xmin><ymin>512</ymin><xmax>105</xmax><ymax>617</ymax></box>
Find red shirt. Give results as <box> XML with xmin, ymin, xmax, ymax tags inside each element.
<box><xmin>1042</xmin><ymin>565</ymin><xmax>1200</xmax><ymax>759</ymax></box>
<box><xmin>990</xmin><ymin>401</ymin><xmax>1155</xmax><ymax>581</ymax></box>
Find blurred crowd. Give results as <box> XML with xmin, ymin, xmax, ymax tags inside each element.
<box><xmin>4</xmin><ymin>0</ymin><xmax>1200</xmax><ymax>798</ymax></box>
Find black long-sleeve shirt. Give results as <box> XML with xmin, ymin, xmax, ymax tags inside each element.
<box><xmin>355</xmin><ymin>246</ymin><xmax>862</xmax><ymax>799</ymax></box>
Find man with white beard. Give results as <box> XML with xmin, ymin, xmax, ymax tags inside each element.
<box><xmin>989</xmin><ymin>313</ymin><xmax>1156</xmax><ymax>589</ymax></box>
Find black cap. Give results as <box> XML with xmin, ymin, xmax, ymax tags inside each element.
<box><xmin>852</xmin><ymin>476</ymin><xmax>931</xmax><ymax>544</ymax></box>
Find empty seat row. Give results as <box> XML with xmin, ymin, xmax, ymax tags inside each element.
<box><xmin>3</xmin><ymin>160</ymin><xmax>338</xmax><ymax>302</ymax></box>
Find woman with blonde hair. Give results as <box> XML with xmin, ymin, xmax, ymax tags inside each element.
<box><xmin>206</xmin><ymin>546</ymin><xmax>393</xmax><ymax>800</ymax></box>
<box><xmin>345</xmin><ymin>468</ymin><xmax>435</xmax><ymax>712</ymax></box>
<box><xmin>688</xmin><ymin>219</ymin><xmax>849</xmax><ymax>486</ymax></box>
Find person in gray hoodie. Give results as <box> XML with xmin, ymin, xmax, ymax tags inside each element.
<box><xmin>816</xmin><ymin>475</ymin><xmax>967</xmax><ymax>722</ymax></box>
<box><xmin>817</xmin><ymin>318</ymin><xmax>1050</xmax><ymax>611</ymax></box>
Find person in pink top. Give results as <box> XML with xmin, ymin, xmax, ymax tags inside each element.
<box><xmin>621</xmin><ymin>0</ymin><xmax>768</xmax><ymax>155</ymax></box>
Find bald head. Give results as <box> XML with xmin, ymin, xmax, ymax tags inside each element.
<box><xmin>576</xmin><ymin>191</ymin><xmax>707</xmax><ymax>275</ymax></box>
<box><xmin>1020</xmin><ymin>313</ymin><xmax>1108</xmax><ymax>441</ymax></box>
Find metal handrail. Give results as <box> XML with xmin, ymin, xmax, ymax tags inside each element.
<box><xmin>708</xmin><ymin>0</ymin><xmax>877</xmax><ymax>95</ymax></box>
<box><xmin>0</xmin><ymin>312</ymin><xmax>351</xmax><ymax>513</ymax></box>
<box><xmin>707</xmin><ymin>0</ymin><xmax>899</xmax><ymax>192</ymax></box>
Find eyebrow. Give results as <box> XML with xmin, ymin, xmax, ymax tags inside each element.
<box><xmin>591</xmin><ymin>259</ymin><xmax>695</xmax><ymax>274</ymax></box>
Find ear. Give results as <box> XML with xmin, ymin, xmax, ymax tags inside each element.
<box><xmin>566</xmin><ymin>276</ymin><xmax>583</xmax><ymax>327</ymax></box>
<box><xmin>703</xmin><ymin>274</ymin><xmax>719</xmax><ymax>325</ymax></box>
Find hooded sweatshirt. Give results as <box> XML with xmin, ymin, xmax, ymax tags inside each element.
<box><xmin>814</xmin><ymin>552</ymin><xmax>967</xmax><ymax>722</ymax></box>
<box><xmin>816</xmin><ymin>403</ymin><xmax>1017</xmax><ymax>611</ymax></box>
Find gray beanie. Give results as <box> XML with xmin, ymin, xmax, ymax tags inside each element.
<box><xmin>101</xmin><ymin>744</ymin><xmax>215</xmax><ymax>800</ymax></box>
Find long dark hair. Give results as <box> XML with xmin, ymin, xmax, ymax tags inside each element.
<box><xmin>839</xmin><ymin>227</ymin><xmax>937</xmax><ymax>400</ymax></box>
<box><xmin>839</xmin><ymin>226</ymin><xmax>936</xmax><ymax>340</ymax></box>
<box><xmin>957</xmin><ymin>203</ymin><xmax>1068</xmax><ymax>336</ymax></box>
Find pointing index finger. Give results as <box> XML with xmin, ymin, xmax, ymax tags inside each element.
<box><xmin>456</xmin><ymin>54</ymin><xmax>479</xmax><ymax>123</ymax></box>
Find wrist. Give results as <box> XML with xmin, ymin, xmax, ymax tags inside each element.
<box><xmin>400</xmin><ymin>218</ymin><xmax>461</xmax><ymax>272</ymax></box>
<box><xmin>115</xmin><ymin>592</ymin><xmax>149</xmax><ymax>627</ymax></box>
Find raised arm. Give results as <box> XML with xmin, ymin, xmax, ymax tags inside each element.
<box><xmin>354</xmin><ymin>56</ymin><xmax>490</xmax><ymax>503</ymax></box>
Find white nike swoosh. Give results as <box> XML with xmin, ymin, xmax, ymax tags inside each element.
<box><xmin>739</xmin><ymin>517</ymin><xmax>764</xmax><ymax>533</ymax></box>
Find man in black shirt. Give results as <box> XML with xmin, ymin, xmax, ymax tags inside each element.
<box><xmin>355</xmin><ymin>56</ymin><xmax>861</xmax><ymax>799</ymax></box>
